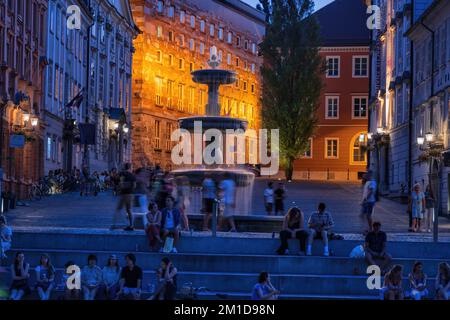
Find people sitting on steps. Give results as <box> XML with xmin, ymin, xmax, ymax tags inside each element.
<box><xmin>81</xmin><ymin>254</ymin><xmax>102</xmax><ymax>300</ymax></box>
<box><xmin>364</xmin><ymin>221</ymin><xmax>392</xmax><ymax>274</ymax></box>
<box><xmin>118</xmin><ymin>253</ymin><xmax>143</xmax><ymax>300</ymax></box>
<box><xmin>160</xmin><ymin>196</ymin><xmax>181</xmax><ymax>254</ymax></box>
<box><xmin>306</xmin><ymin>203</ymin><xmax>334</xmax><ymax>256</ymax></box>
<box><xmin>150</xmin><ymin>257</ymin><xmax>178</xmax><ymax>300</ymax></box>
<box><xmin>35</xmin><ymin>253</ymin><xmax>56</xmax><ymax>300</ymax></box>
<box><xmin>408</xmin><ymin>261</ymin><xmax>428</xmax><ymax>300</ymax></box>
<box><xmin>9</xmin><ymin>251</ymin><xmax>31</xmax><ymax>300</ymax></box>
<box><xmin>435</xmin><ymin>262</ymin><xmax>450</xmax><ymax>300</ymax></box>
<box><xmin>276</xmin><ymin>207</ymin><xmax>308</xmax><ymax>256</ymax></box>
<box><xmin>382</xmin><ymin>264</ymin><xmax>404</xmax><ymax>300</ymax></box>
<box><xmin>251</xmin><ymin>271</ymin><xmax>280</xmax><ymax>300</ymax></box>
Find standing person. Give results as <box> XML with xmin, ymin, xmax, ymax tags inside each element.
<box><xmin>364</xmin><ymin>222</ymin><xmax>392</xmax><ymax>274</ymax></box>
<box><xmin>118</xmin><ymin>253</ymin><xmax>142</xmax><ymax>300</ymax></box>
<box><xmin>276</xmin><ymin>207</ymin><xmax>308</xmax><ymax>256</ymax></box>
<box><xmin>160</xmin><ymin>196</ymin><xmax>181</xmax><ymax>253</ymax></box>
<box><xmin>424</xmin><ymin>184</ymin><xmax>435</xmax><ymax>233</ymax></box>
<box><xmin>264</xmin><ymin>182</ymin><xmax>274</xmax><ymax>215</ymax></box>
<box><xmin>144</xmin><ymin>202</ymin><xmax>163</xmax><ymax>250</ymax></box>
<box><xmin>175</xmin><ymin>176</ymin><xmax>191</xmax><ymax>231</ymax></box>
<box><xmin>383</xmin><ymin>265</ymin><xmax>404</xmax><ymax>300</ymax></box>
<box><xmin>251</xmin><ymin>272</ymin><xmax>280</xmax><ymax>300</ymax></box>
<box><xmin>201</xmin><ymin>175</ymin><xmax>216</xmax><ymax>231</ymax></box>
<box><xmin>219</xmin><ymin>173</ymin><xmax>237</xmax><ymax>232</ymax></box>
<box><xmin>151</xmin><ymin>257</ymin><xmax>178</xmax><ymax>300</ymax></box>
<box><xmin>81</xmin><ymin>254</ymin><xmax>102</xmax><ymax>300</ymax></box>
<box><xmin>0</xmin><ymin>215</ymin><xmax>12</xmax><ymax>259</ymax></box>
<box><xmin>134</xmin><ymin>168</ymin><xmax>149</xmax><ymax>215</ymax></box>
<box><xmin>408</xmin><ymin>261</ymin><xmax>428</xmax><ymax>300</ymax></box>
<box><xmin>306</xmin><ymin>203</ymin><xmax>334</xmax><ymax>257</ymax></box>
<box><xmin>35</xmin><ymin>253</ymin><xmax>56</xmax><ymax>300</ymax></box>
<box><xmin>435</xmin><ymin>262</ymin><xmax>450</xmax><ymax>300</ymax></box>
<box><xmin>100</xmin><ymin>255</ymin><xmax>121</xmax><ymax>300</ymax></box>
<box><xmin>411</xmin><ymin>183</ymin><xmax>425</xmax><ymax>232</ymax></box>
<box><xmin>9</xmin><ymin>252</ymin><xmax>31</xmax><ymax>300</ymax></box>
<box><xmin>361</xmin><ymin>171</ymin><xmax>377</xmax><ymax>233</ymax></box>
<box><xmin>80</xmin><ymin>165</ymin><xmax>90</xmax><ymax>196</ymax></box>
<box><xmin>111</xmin><ymin>163</ymin><xmax>136</xmax><ymax>231</ymax></box>
<box><xmin>407</xmin><ymin>194</ymin><xmax>414</xmax><ymax>232</ymax></box>
<box><xmin>274</xmin><ymin>183</ymin><xmax>286</xmax><ymax>215</ymax></box>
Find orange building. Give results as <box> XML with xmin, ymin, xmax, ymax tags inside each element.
<box><xmin>130</xmin><ymin>0</ymin><xmax>265</xmax><ymax>170</ymax></box>
<box><xmin>293</xmin><ymin>0</ymin><xmax>370</xmax><ymax>181</ymax></box>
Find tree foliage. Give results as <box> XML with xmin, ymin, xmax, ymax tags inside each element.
<box><xmin>259</xmin><ymin>0</ymin><xmax>324</xmax><ymax>180</ymax></box>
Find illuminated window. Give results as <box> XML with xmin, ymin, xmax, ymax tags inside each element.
<box><xmin>200</xmin><ymin>20</ymin><xmax>205</xmax><ymax>32</ymax></box>
<box><xmin>199</xmin><ymin>43</ymin><xmax>205</xmax><ymax>55</ymax></box>
<box><xmin>180</xmin><ymin>11</ymin><xmax>185</xmax><ymax>23</ymax></box>
<box><xmin>252</xmin><ymin>43</ymin><xmax>257</xmax><ymax>54</ymax></box>
<box><xmin>157</xmin><ymin>25</ymin><xmax>163</xmax><ymax>38</ymax></box>
<box><xmin>157</xmin><ymin>1</ymin><xmax>163</xmax><ymax>13</ymax></box>
<box><xmin>167</xmin><ymin>80</ymin><xmax>174</xmax><ymax>107</ymax></box>
<box><xmin>188</xmin><ymin>87</ymin><xmax>195</xmax><ymax>113</ymax></box>
<box><xmin>190</xmin><ymin>15</ymin><xmax>195</xmax><ymax>28</ymax></box>
<box><xmin>227</xmin><ymin>32</ymin><xmax>232</xmax><ymax>44</ymax></box>
<box><xmin>189</xmin><ymin>39</ymin><xmax>195</xmax><ymax>51</ymax></box>
<box><xmin>251</xmin><ymin>63</ymin><xmax>255</xmax><ymax>73</ymax></box>
<box><xmin>352</xmin><ymin>137</ymin><xmax>366</xmax><ymax>162</ymax></box>
<box><xmin>218</xmin><ymin>28</ymin><xmax>223</xmax><ymax>40</ymax></box>
<box><xmin>168</xmin><ymin>6</ymin><xmax>174</xmax><ymax>18</ymax></box>
<box><xmin>210</xmin><ymin>24</ymin><xmax>214</xmax><ymax>37</ymax></box>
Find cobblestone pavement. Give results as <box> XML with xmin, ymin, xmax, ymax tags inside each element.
<box><xmin>4</xmin><ymin>179</ymin><xmax>450</xmax><ymax>235</ymax></box>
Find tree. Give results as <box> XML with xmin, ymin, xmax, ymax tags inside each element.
<box><xmin>259</xmin><ymin>0</ymin><xmax>324</xmax><ymax>180</ymax></box>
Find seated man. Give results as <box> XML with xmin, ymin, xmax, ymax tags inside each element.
<box><xmin>160</xmin><ymin>196</ymin><xmax>181</xmax><ymax>253</ymax></box>
<box><xmin>118</xmin><ymin>253</ymin><xmax>142</xmax><ymax>300</ymax></box>
<box><xmin>364</xmin><ymin>221</ymin><xmax>392</xmax><ymax>274</ymax></box>
<box><xmin>306</xmin><ymin>203</ymin><xmax>334</xmax><ymax>256</ymax></box>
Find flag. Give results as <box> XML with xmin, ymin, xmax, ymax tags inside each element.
<box><xmin>65</xmin><ymin>89</ymin><xmax>84</xmax><ymax>109</ymax></box>
<box><xmin>79</xmin><ymin>123</ymin><xmax>96</xmax><ymax>145</ymax></box>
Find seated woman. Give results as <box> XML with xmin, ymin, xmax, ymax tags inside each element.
<box><xmin>276</xmin><ymin>207</ymin><xmax>308</xmax><ymax>255</ymax></box>
<box><xmin>151</xmin><ymin>257</ymin><xmax>177</xmax><ymax>300</ymax></box>
<box><xmin>435</xmin><ymin>262</ymin><xmax>450</xmax><ymax>300</ymax></box>
<box><xmin>35</xmin><ymin>253</ymin><xmax>56</xmax><ymax>300</ymax></box>
<box><xmin>100</xmin><ymin>255</ymin><xmax>121</xmax><ymax>300</ymax></box>
<box><xmin>144</xmin><ymin>202</ymin><xmax>162</xmax><ymax>250</ymax></box>
<box><xmin>383</xmin><ymin>265</ymin><xmax>404</xmax><ymax>300</ymax></box>
<box><xmin>251</xmin><ymin>272</ymin><xmax>280</xmax><ymax>300</ymax></box>
<box><xmin>81</xmin><ymin>254</ymin><xmax>102</xmax><ymax>300</ymax></box>
<box><xmin>9</xmin><ymin>251</ymin><xmax>31</xmax><ymax>300</ymax></box>
<box><xmin>408</xmin><ymin>261</ymin><xmax>428</xmax><ymax>300</ymax></box>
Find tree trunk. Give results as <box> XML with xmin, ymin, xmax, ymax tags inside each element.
<box><xmin>284</xmin><ymin>157</ymin><xmax>294</xmax><ymax>181</ymax></box>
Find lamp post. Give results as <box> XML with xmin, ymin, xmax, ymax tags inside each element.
<box><xmin>368</xmin><ymin>128</ymin><xmax>390</xmax><ymax>194</ymax></box>
<box><xmin>417</xmin><ymin>133</ymin><xmax>442</xmax><ymax>242</ymax></box>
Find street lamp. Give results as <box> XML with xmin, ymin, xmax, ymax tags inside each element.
<box><xmin>425</xmin><ymin>132</ymin><xmax>434</xmax><ymax>142</ymax></box>
<box><xmin>377</xmin><ymin>127</ymin><xmax>384</xmax><ymax>134</ymax></box>
<box><xmin>367</xmin><ymin>132</ymin><xmax>373</xmax><ymax>140</ymax></box>
<box><xmin>123</xmin><ymin>125</ymin><xmax>129</xmax><ymax>134</ymax></box>
<box><xmin>23</xmin><ymin>113</ymin><xmax>30</xmax><ymax>122</ymax></box>
<box><xmin>417</xmin><ymin>136</ymin><xmax>425</xmax><ymax>146</ymax></box>
<box><xmin>31</xmin><ymin>117</ymin><xmax>38</xmax><ymax>127</ymax></box>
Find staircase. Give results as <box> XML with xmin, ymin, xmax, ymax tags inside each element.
<box><xmin>2</xmin><ymin>229</ymin><xmax>449</xmax><ymax>300</ymax></box>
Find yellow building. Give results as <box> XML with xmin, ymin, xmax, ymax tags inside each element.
<box><xmin>130</xmin><ymin>0</ymin><xmax>265</xmax><ymax>170</ymax></box>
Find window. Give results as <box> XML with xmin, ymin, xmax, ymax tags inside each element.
<box><xmin>157</xmin><ymin>26</ymin><xmax>163</xmax><ymax>38</ymax></box>
<box><xmin>167</xmin><ymin>80</ymin><xmax>174</xmax><ymax>107</ymax></box>
<box><xmin>156</xmin><ymin>50</ymin><xmax>162</xmax><ymax>63</ymax></box>
<box><xmin>235</xmin><ymin>57</ymin><xmax>239</xmax><ymax>67</ymax></box>
<box><xmin>177</xmin><ymin>84</ymin><xmax>184</xmax><ymax>110</ymax></box>
<box><xmin>157</xmin><ymin>1</ymin><xmax>163</xmax><ymax>13</ymax></box>
<box><xmin>252</xmin><ymin>43</ymin><xmax>257</xmax><ymax>54</ymax></box>
<box><xmin>325</xmin><ymin>139</ymin><xmax>338</xmax><ymax>159</ymax></box>
<box><xmin>210</xmin><ymin>24</ymin><xmax>214</xmax><ymax>37</ymax></box>
<box><xmin>190</xmin><ymin>15</ymin><xmax>195</xmax><ymax>28</ymax></box>
<box><xmin>188</xmin><ymin>87</ymin><xmax>195</xmax><ymax>113</ymax></box>
<box><xmin>326</xmin><ymin>57</ymin><xmax>340</xmax><ymax>77</ymax></box>
<box><xmin>218</xmin><ymin>28</ymin><xmax>223</xmax><ymax>40</ymax></box>
<box><xmin>178</xmin><ymin>58</ymin><xmax>184</xmax><ymax>70</ymax></box>
<box><xmin>325</xmin><ymin>96</ymin><xmax>339</xmax><ymax>119</ymax></box>
<box><xmin>168</xmin><ymin>54</ymin><xmax>174</xmax><ymax>66</ymax></box>
<box><xmin>46</xmin><ymin>136</ymin><xmax>52</xmax><ymax>160</ymax></box>
<box><xmin>200</xmin><ymin>20</ymin><xmax>205</xmax><ymax>32</ymax></box>
<box><xmin>227</xmin><ymin>53</ymin><xmax>231</xmax><ymax>65</ymax></box>
<box><xmin>236</xmin><ymin>36</ymin><xmax>241</xmax><ymax>47</ymax></box>
<box><xmin>189</xmin><ymin>39</ymin><xmax>194</xmax><ymax>51</ymax></box>
<box><xmin>353</xmin><ymin>56</ymin><xmax>368</xmax><ymax>77</ymax></box>
<box><xmin>155</xmin><ymin>77</ymin><xmax>163</xmax><ymax>106</ymax></box>
<box><xmin>352</xmin><ymin>134</ymin><xmax>367</xmax><ymax>163</ymax></box>
<box><xmin>47</xmin><ymin>64</ymin><xmax>53</xmax><ymax>97</ymax></box>
<box><xmin>243</xmin><ymin>81</ymin><xmax>248</xmax><ymax>91</ymax></box>
<box><xmin>353</xmin><ymin>97</ymin><xmax>368</xmax><ymax>118</ymax></box>
<box><xmin>179</xmin><ymin>34</ymin><xmax>184</xmax><ymax>47</ymax></box>
<box><xmin>54</xmin><ymin>66</ymin><xmax>59</xmax><ymax>101</ymax></box>
<box><xmin>189</xmin><ymin>62</ymin><xmax>194</xmax><ymax>72</ymax></box>
<box><xmin>251</xmin><ymin>63</ymin><xmax>255</xmax><ymax>73</ymax></box>
<box><xmin>168</xmin><ymin>31</ymin><xmax>174</xmax><ymax>42</ymax></box>
<box><xmin>251</xmin><ymin>83</ymin><xmax>255</xmax><ymax>94</ymax></box>
<box><xmin>165</xmin><ymin>122</ymin><xmax>173</xmax><ymax>151</ymax></box>
<box><xmin>199</xmin><ymin>43</ymin><xmax>205</xmax><ymax>55</ymax></box>
<box><xmin>49</xmin><ymin>4</ymin><xmax>55</xmax><ymax>33</ymax></box>
<box><xmin>218</xmin><ymin>50</ymin><xmax>222</xmax><ymax>62</ymax></box>
<box><xmin>302</xmin><ymin>138</ymin><xmax>313</xmax><ymax>158</ymax></box>
<box><xmin>155</xmin><ymin>120</ymin><xmax>161</xmax><ymax>149</ymax></box>
<box><xmin>168</xmin><ymin>6</ymin><xmax>174</xmax><ymax>17</ymax></box>
<box><xmin>244</xmin><ymin>40</ymin><xmax>248</xmax><ymax>50</ymax></box>
<box><xmin>227</xmin><ymin>32</ymin><xmax>232</xmax><ymax>44</ymax></box>
<box><xmin>180</xmin><ymin>11</ymin><xmax>185</xmax><ymax>23</ymax></box>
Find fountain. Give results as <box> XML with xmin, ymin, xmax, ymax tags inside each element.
<box><xmin>171</xmin><ymin>46</ymin><xmax>255</xmax><ymax>215</ymax></box>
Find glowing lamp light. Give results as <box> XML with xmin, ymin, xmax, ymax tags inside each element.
<box><xmin>123</xmin><ymin>126</ymin><xmax>129</xmax><ymax>133</ymax></box>
<box><xmin>417</xmin><ymin>136</ymin><xmax>425</xmax><ymax>146</ymax></box>
<box><xmin>359</xmin><ymin>134</ymin><xmax>365</xmax><ymax>142</ymax></box>
<box><xmin>425</xmin><ymin>132</ymin><xmax>434</xmax><ymax>142</ymax></box>
<box><xmin>113</xmin><ymin>122</ymin><xmax>119</xmax><ymax>130</ymax></box>
<box><xmin>23</xmin><ymin>113</ymin><xmax>30</xmax><ymax>122</ymax></box>
<box><xmin>367</xmin><ymin>133</ymin><xmax>373</xmax><ymax>140</ymax></box>
<box><xmin>377</xmin><ymin>127</ymin><xmax>384</xmax><ymax>134</ymax></box>
<box><xmin>31</xmin><ymin>117</ymin><xmax>38</xmax><ymax>127</ymax></box>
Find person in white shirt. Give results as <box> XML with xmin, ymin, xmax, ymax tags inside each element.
<box><xmin>264</xmin><ymin>182</ymin><xmax>274</xmax><ymax>215</ymax></box>
<box><xmin>361</xmin><ymin>171</ymin><xmax>377</xmax><ymax>232</ymax></box>
<box><xmin>219</xmin><ymin>173</ymin><xmax>237</xmax><ymax>232</ymax></box>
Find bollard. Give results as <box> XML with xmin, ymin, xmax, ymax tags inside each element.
<box><xmin>211</xmin><ymin>198</ymin><xmax>220</xmax><ymax>238</ymax></box>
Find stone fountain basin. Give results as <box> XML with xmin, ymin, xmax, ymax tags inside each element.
<box><xmin>171</xmin><ymin>168</ymin><xmax>255</xmax><ymax>187</ymax></box>
<box><xmin>179</xmin><ymin>116</ymin><xmax>248</xmax><ymax>131</ymax></box>
<box><xmin>191</xmin><ymin>69</ymin><xmax>237</xmax><ymax>84</ymax></box>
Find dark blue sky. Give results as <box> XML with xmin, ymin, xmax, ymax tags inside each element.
<box><xmin>242</xmin><ymin>0</ymin><xmax>335</xmax><ymax>11</ymax></box>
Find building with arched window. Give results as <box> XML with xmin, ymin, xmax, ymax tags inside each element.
<box><xmin>293</xmin><ymin>0</ymin><xmax>370</xmax><ymax>181</ymax></box>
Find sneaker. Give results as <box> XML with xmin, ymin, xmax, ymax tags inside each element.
<box><xmin>171</xmin><ymin>248</ymin><xmax>178</xmax><ymax>253</ymax></box>
<box><xmin>123</xmin><ymin>226</ymin><xmax>134</xmax><ymax>231</ymax></box>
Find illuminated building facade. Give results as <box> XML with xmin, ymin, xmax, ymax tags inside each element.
<box><xmin>130</xmin><ymin>0</ymin><xmax>265</xmax><ymax>170</ymax></box>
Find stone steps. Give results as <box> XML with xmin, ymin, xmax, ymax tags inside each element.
<box><xmin>5</xmin><ymin>248</ymin><xmax>449</xmax><ymax>277</ymax></box>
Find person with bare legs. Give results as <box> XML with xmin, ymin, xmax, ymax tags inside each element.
<box><xmin>160</xmin><ymin>196</ymin><xmax>181</xmax><ymax>253</ymax></box>
<box><xmin>111</xmin><ymin>163</ymin><xmax>136</xmax><ymax>231</ymax></box>
<box><xmin>411</xmin><ymin>183</ymin><xmax>425</xmax><ymax>232</ymax></box>
<box><xmin>219</xmin><ymin>173</ymin><xmax>237</xmax><ymax>232</ymax></box>
<box><xmin>361</xmin><ymin>171</ymin><xmax>377</xmax><ymax>233</ymax></box>
<box><xmin>424</xmin><ymin>184</ymin><xmax>435</xmax><ymax>233</ymax></box>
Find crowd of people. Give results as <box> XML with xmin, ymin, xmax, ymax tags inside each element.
<box><xmin>7</xmin><ymin>251</ymin><xmax>178</xmax><ymax>301</ymax></box>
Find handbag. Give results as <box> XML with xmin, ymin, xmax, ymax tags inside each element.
<box><xmin>163</xmin><ymin>236</ymin><xmax>174</xmax><ymax>253</ymax></box>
